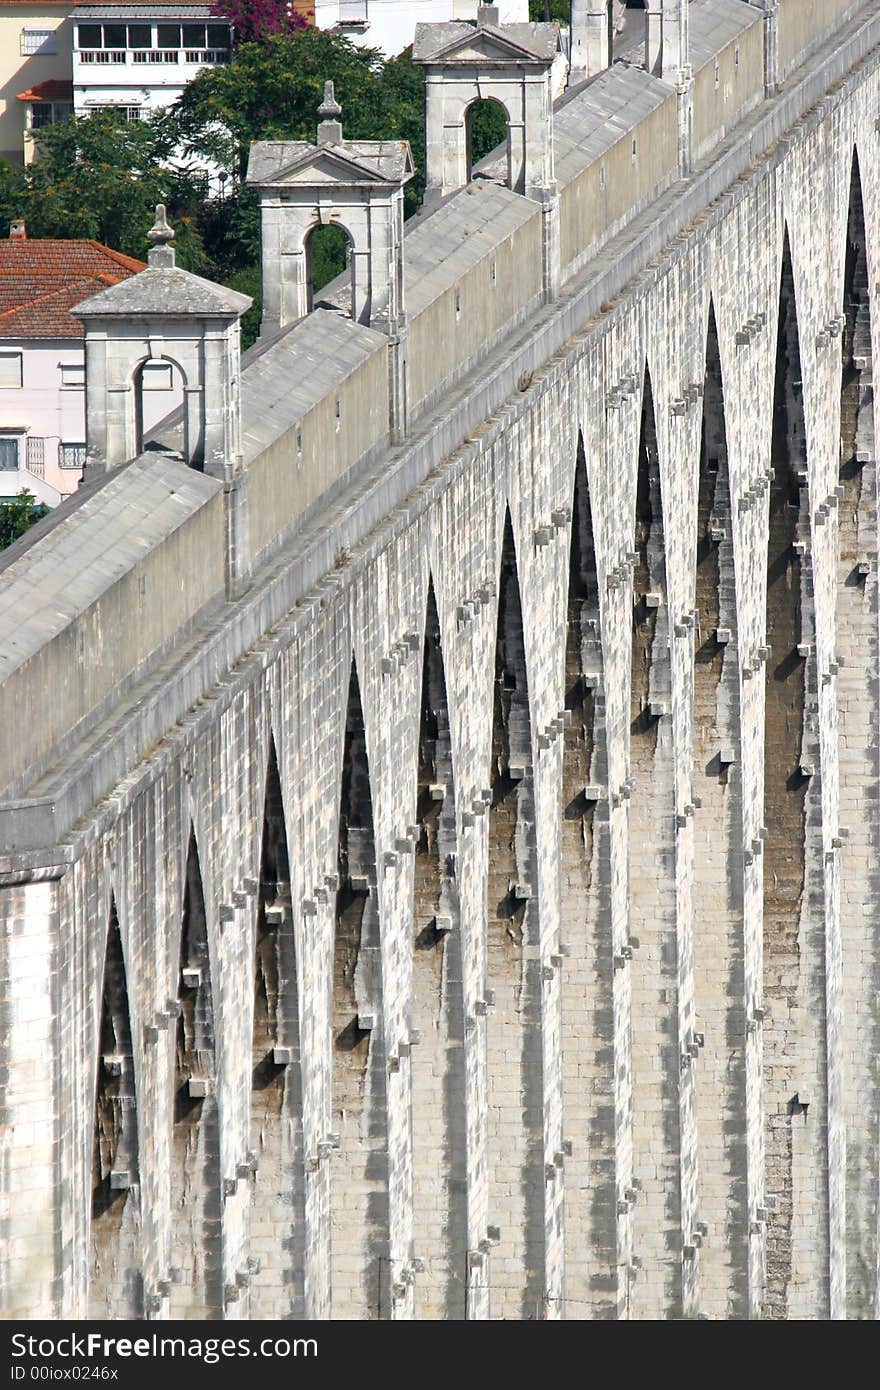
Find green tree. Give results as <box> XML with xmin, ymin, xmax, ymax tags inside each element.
<box><xmin>0</xmin><ymin>111</ymin><xmax>208</xmax><ymax>268</ymax></box>
<box><xmin>0</xmin><ymin>490</ymin><xmax>48</xmax><ymax>551</ymax></box>
<box><xmin>171</xmin><ymin>30</ymin><xmax>386</xmax><ymax>178</ymax></box>
<box><xmin>528</xmin><ymin>0</ymin><xmax>570</xmax><ymax>20</ymax></box>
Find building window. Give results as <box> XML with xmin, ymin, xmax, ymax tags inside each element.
<box><xmin>59</xmin><ymin>443</ymin><xmax>87</xmax><ymax>470</ymax></box>
<box><xmin>338</xmin><ymin>1</ymin><xmax>369</xmax><ymax>24</ymax></box>
<box><xmin>0</xmin><ymin>354</ymin><xmax>23</xmax><ymax>389</ymax></box>
<box><xmin>21</xmin><ymin>27</ymin><xmax>57</xmax><ymax>55</ymax></box>
<box><xmin>61</xmin><ymin>363</ymin><xmax>85</xmax><ymax>388</ymax></box>
<box><xmin>0</xmin><ymin>438</ymin><xmax>20</xmax><ymax>471</ymax></box>
<box><xmin>91</xmin><ymin>105</ymin><xmax>142</xmax><ymax>122</ymax></box>
<box><xmin>26</xmin><ymin>436</ymin><xmax>45</xmax><ymax>477</ymax></box>
<box><xmin>30</xmin><ymin>101</ymin><xmax>73</xmax><ymax>131</ymax></box>
<box><xmin>76</xmin><ymin>23</ymin><xmax>127</xmax><ymax>60</ymax></box>
<box><xmin>128</xmin><ymin>24</ymin><xmax>151</xmax><ymax>48</ymax></box>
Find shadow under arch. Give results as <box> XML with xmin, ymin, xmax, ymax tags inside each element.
<box><xmin>410</xmin><ymin>575</ymin><xmax>467</xmax><ymax>1319</ymax></box>
<box><xmin>169</xmin><ymin>824</ymin><xmax>222</xmax><ymax>1319</ymax></box>
<box><xmin>331</xmin><ymin>656</ymin><xmax>390</xmax><ymax>1319</ymax></box>
<box><xmin>836</xmin><ymin>145</ymin><xmax>879</xmax><ymax>1320</ymax></box>
<box><xmin>762</xmin><ymin>221</ymin><xmax>820</xmax><ymax>1319</ymax></box>
<box><xmin>248</xmin><ymin>734</ymin><xmax>306</xmax><ymax>1318</ymax></box>
<box><xmin>464</xmin><ymin>96</ymin><xmax>510</xmax><ymax>184</ymax></box>
<box><xmin>627</xmin><ymin>361</ymin><xmax>681</xmax><ymax>1317</ymax></box>
<box><xmin>486</xmin><ymin>508</ymin><xmax>545</xmax><ymax>1320</ymax></box>
<box><xmin>132</xmin><ymin>354</ymin><xmax>186</xmax><ymax>458</ymax></box>
<box><xmin>305</xmin><ymin>221</ymin><xmax>353</xmax><ymax>313</ymax></box>
<box><xmin>88</xmin><ymin>895</ymin><xmax>143</xmax><ymax>1319</ymax></box>
<box><xmin>691</xmin><ymin>298</ymin><xmax>749</xmax><ymax>1318</ymax></box>
<box><xmin>559</xmin><ymin>430</ymin><xmax>616</xmax><ymax>1315</ymax></box>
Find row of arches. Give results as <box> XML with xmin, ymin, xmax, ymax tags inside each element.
<box><xmin>87</xmin><ymin>158</ymin><xmax>877</xmax><ymax>1319</ymax></box>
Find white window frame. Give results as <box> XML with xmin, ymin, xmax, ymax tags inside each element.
<box><xmin>21</xmin><ymin>27</ymin><xmax>58</xmax><ymax>56</ymax></box>
<box><xmin>0</xmin><ymin>435</ymin><xmax>22</xmax><ymax>471</ymax></box>
<box><xmin>59</xmin><ymin>442</ymin><xmax>87</xmax><ymax>470</ymax></box>
<box><xmin>0</xmin><ymin>353</ymin><xmax>23</xmax><ymax>389</ymax></box>
<box><xmin>60</xmin><ymin>362</ymin><xmax>85</xmax><ymax>389</ymax></box>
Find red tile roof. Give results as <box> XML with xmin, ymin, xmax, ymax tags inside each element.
<box><xmin>16</xmin><ymin>80</ymin><xmax>74</xmax><ymax>103</ymax></box>
<box><xmin>0</xmin><ymin>239</ymin><xmax>145</xmax><ymax>339</ymax></box>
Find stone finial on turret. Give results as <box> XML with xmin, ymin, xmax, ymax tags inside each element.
<box><xmin>147</xmin><ymin>203</ymin><xmax>175</xmax><ymax>268</ymax></box>
<box><xmin>317</xmin><ymin>80</ymin><xmax>343</xmax><ymax>146</ymax></box>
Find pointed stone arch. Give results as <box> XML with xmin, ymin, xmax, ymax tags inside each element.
<box><xmin>89</xmin><ymin>896</ymin><xmax>142</xmax><ymax>1318</ymax></box>
<box><xmin>628</xmin><ymin>363</ymin><xmax>681</xmax><ymax>1317</ymax></box>
<box><xmin>486</xmin><ymin>509</ymin><xmax>545</xmax><ymax>1320</ymax></box>
<box><xmin>691</xmin><ymin>300</ymin><xmax>749</xmax><ymax>1317</ymax></box>
<box><xmin>836</xmin><ymin>148</ymin><xmax>879</xmax><ymax>1320</ymax></box>
<box><xmin>331</xmin><ymin>658</ymin><xmax>390</xmax><ymax>1319</ymax></box>
<box><xmin>559</xmin><ymin>432</ymin><xmax>616</xmax><ymax>1315</ymax></box>
<box><xmin>762</xmin><ymin>224</ymin><xmax>823</xmax><ymax>1319</ymax></box>
<box><xmin>411</xmin><ymin>577</ymin><xmax>467</xmax><ymax>1319</ymax></box>
<box><xmin>248</xmin><ymin>735</ymin><xmax>306</xmax><ymax>1317</ymax></box>
<box><xmin>170</xmin><ymin>825</ymin><xmax>222</xmax><ymax>1318</ymax></box>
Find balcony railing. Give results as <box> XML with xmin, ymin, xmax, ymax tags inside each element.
<box><xmin>132</xmin><ymin>49</ymin><xmax>180</xmax><ymax>63</ymax></box>
<box><xmin>79</xmin><ymin>49</ymin><xmax>126</xmax><ymax>63</ymax></box>
<box><xmin>59</xmin><ymin>443</ymin><xmax>86</xmax><ymax>471</ymax></box>
<box><xmin>184</xmin><ymin>48</ymin><xmax>229</xmax><ymax>63</ymax></box>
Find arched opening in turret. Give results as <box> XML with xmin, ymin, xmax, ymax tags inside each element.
<box><xmin>559</xmin><ymin>433</ymin><xmax>616</xmax><ymax>1315</ymax></box>
<box><xmin>628</xmin><ymin>364</ymin><xmax>680</xmax><ymax>1317</ymax></box>
<box><xmin>170</xmin><ymin>826</ymin><xmax>222</xmax><ymax>1319</ymax></box>
<box><xmin>836</xmin><ymin>149</ymin><xmax>879</xmax><ymax>1320</ymax></box>
<box><xmin>762</xmin><ymin>227</ymin><xmax>817</xmax><ymax>1320</ymax></box>
<box><xmin>332</xmin><ymin>658</ymin><xmax>389</xmax><ymax>1319</ymax></box>
<box><xmin>486</xmin><ymin>509</ymin><xmax>545</xmax><ymax>1320</ymax></box>
<box><xmin>89</xmin><ymin>897</ymin><xmax>142</xmax><ymax>1319</ymax></box>
<box><xmin>465</xmin><ymin>97</ymin><xmax>510</xmax><ymax>184</ymax></box>
<box><xmin>249</xmin><ymin>738</ymin><xmax>306</xmax><ymax>1318</ymax></box>
<box><xmin>132</xmin><ymin>357</ymin><xmax>185</xmax><ymax>456</ymax></box>
<box><xmin>306</xmin><ymin>223</ymin><xmax>352</xmax><ymax>312</ymax></box>
<box><xmin>691</xmin><ymin>302</ymin><xmax>748</xmax><ymax>1318</ymax></box>
<box><xmin>411</xmin><ymin>579</ymin><xmax>467</xmax><ymax>1320</ymax></box>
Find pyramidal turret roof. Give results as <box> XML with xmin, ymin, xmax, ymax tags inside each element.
<box><xmin>413</xmin><ymin>14</ymin><xmax>561</xmax><ymax>65</ymax></box>
<box><xmin>247</xmin><ymin>81</ymin><xmax>414</xmax><ymax>190</ymax></box>
<box><xmin>72</xmin><ymin>206</ymin><xmax>251</xmax><ymax>321</ymax></box>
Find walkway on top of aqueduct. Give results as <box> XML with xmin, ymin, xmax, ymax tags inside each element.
<box><xmin>2</xmin><ymin>0</ymin><xmax>880</xmax><ymax>1322</ymax></box>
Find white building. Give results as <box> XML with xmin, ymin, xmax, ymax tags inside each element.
<box><xmin>70</xmin><ymin>2</ymin><xmax>231</xmax><ymax>132</ymax></box>
<box><xmin>314</xmin><ymin>0</ymin><xmax>529</xmax><ymax>58</ymax></box>
<box><xmin>0</xmin><ymin>222</ymin><xmax>181</xmax><ymax>507</ymax></box>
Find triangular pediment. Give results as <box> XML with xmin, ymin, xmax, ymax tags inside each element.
<box><xmin>272</xmin><ymin>147</ymin><xmax>390</xmax><ymax>186</ymax></box>
<box><xmin>431</xmin><ymin>27</ymin><xmax>554</xmax><ymax>64</ymax></box>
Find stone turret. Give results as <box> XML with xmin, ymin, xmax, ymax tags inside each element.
<box><xmin>412</xmin><ymin>7</ymin><xmax>563</xmax><ymax>298</ymax></box>
<box><xmin>247</xmin><ymin>82</ymin><xmax>414</xmax><ymax>441</ymax></box>
<box><xmin>412</xmin><ymin>7</ymin><xmax>562</xmax><ymax>203</ymax></box>
<box><xmin>569</xmin><ymin>1</ymin><xmax>613</xmax><ymax>82</ymax></box>
<box><xmin>246</xmin><ymin>81</ymin><xmax>413</xmax><ymax>338</ymax></box>
<box><xmin>73</xmin><ymin>206</ymin><xmax>251</xmax><ymax>479</ymax></box>
<box><xmin>72</xmin><ymin>207</ymin><xmax>253</xmax><ymax>594</ymax></box>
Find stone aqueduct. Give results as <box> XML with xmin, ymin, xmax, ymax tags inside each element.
<box><xmin>2</xmin><ymin>0</ymin><xmax>880</xmax><ymax>1321</ymax></box>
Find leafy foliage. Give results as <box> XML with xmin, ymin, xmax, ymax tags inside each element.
<box><xmin>528</xmin><ymin>0</ymin><xmax>571</xmax><ymax>20</ymax></box>
<box><xmin>0</xmin><ymin>491</ymin><xmax>48</xmax><ymax>551</ymax></box>
<box><xmin>210</xmin><ymin>0</ymin><xmax>308</xmax><ymax>45</ymax></box>
<box><xmin>468</xmin><ymin>99</ymin><xmax>509</xmax><ymax>167</ymax></box>
<box><xmin>0</xmin><ymin>112</ymin><xmax>208</xmax><ymax>269</ymax></box>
